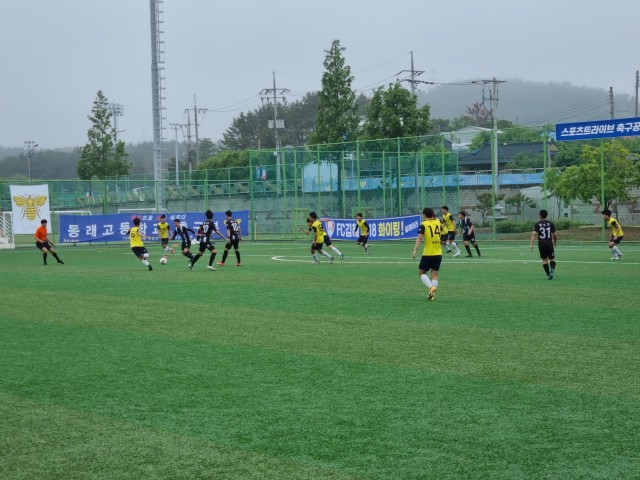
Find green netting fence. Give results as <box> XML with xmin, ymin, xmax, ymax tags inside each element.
<box><xmin>2</xmin><ymin>129</ymin><xmax>638</xmax><ymax>241</ymax></box>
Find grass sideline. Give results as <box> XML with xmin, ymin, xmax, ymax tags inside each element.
<box><xmin>1</xmin><ymin>240</ymin><xmax>639</xmax><ymax>479</ymax></box>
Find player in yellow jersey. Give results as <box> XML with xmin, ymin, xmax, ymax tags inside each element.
<box><xmin>440</xmin><ymin>206</ymin><xmax>461</xmax><ymax>256</ymax></box>
<box><xmin>353</xmin><ymin>213</ymin><xmax>370</xmax><ymax>254</ymax></box>
<box><xmin>412</xmin><ymin>207</ymin><xmax>443</xmax><ymax>301</ymax></box>
<box><xmin>602</xmin><ymin>209</ymin><xmax>624</xmax><ymax>260</ymax></box>
<box><xmin>303</xmin><ymin>212</ymin><xmax>334</xmax><ymax>264</ymax></box>
<box><xmin>155</xmin><ymin>214</ymin><xmax>174</xmax><ymax>261</ymax></box>
<box><xmin>127</xmin><ymin>217</ymin><xmax>153</xmax><ymax>271</ymax></box>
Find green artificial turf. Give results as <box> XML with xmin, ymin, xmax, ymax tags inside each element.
<box><xmin>1</xmin><ymin>241</ymin><xmax>638</xmax><ymax>479</ymax></box>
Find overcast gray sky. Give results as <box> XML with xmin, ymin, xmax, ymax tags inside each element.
<box><xmin>1</xmin><ymin>0</ymin><xmax>638</xmax><ymax>149</ymax></box>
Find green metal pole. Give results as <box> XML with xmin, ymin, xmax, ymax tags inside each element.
<box><xmin>382</xmin><ymin>151</ymin><xmax>386</xmax><ymax>217</ymax></box>
<box><xmin>420</xmin><ymin>151</ymin><xmax>425</xmax><ymax>209</ymax></box>
<box><xmin>441</xmin><ymin>136</ymin><xmax>446</xmax><ymax>206</ymax></box>
<box><xmin>543</xmin><ymin>126</ymin><xmax>548</xmax><ymax>211</ymax></box>
<box><xmin>491</xmin><ymin>133</ymin><xmax>497</xmax><ymax>241</ymax></box>
<box><xmin>249</xmin><ymin>151</ymin><xmax>254</xmax><ymax>241</ymax></box>
<box><xmin>600</xmin><ymin>139</ymin><xmax>605</xmax><ymax>241</ymax></box>
<box><xmin>204</xmin><ymin>169</ymin><xmax>209</xmax><ymax>210</ymax></box>
<box><xmin>316</xmin><ymin>145</ymin><xmax>321</xmax><ymax>213</ymax></box>
<box><xmin>294</xmin><ymin>149</ymin><xmax>299</xmax><ymax>238</ymax></box>
<box><xmin>356</xmin><ymin>140</ymin><xmax>361</xmax><ymax>209</ymax></box>
<box><xmin>341</xmin><ymin>151</ymin><xmax>346</xmax><ymax>218</ymax></box>
<box><xmin>397</xmin><ymin>138</ymin><xmax>402</xmax><ymax>216</ymax></box>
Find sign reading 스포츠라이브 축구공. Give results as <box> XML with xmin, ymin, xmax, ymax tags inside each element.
<box><xmin>555</xmin><ymin>117</ymin><xmax>640</xmax><ymax>141</ymax></box>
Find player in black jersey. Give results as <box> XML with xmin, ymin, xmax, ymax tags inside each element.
<box><xmin>171</xmin><ymin>218</ymin><xmax>196</xmax><ymax>262</ymax></box>
<box><xmin>217</xmin><ymin>210</ymin><xmax>242</xmax><ymax>266</ymax></box>
<box><xmin>530</xmin><ymin>209</ymin><xmax>557</xmax><ymax>280</ymax></box>
<box><xmin>458</xmin><ymin>211</ymin><xmax>481</xmax><ymax>257</ymax></box>
<box><xmin>188</xmin><ymin>210</ymin><xmax>226</xmax><ymax>271</ymax></box>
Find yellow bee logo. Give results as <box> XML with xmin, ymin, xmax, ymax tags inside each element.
<box><xmin>13</xmin><ymin>194</ymin><xmax>48</xmax><ymax>221</ymax></box>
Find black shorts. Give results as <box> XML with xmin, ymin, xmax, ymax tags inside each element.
<box><xmin>323</xmin><ymin>236</ymin><xmax>333</xmax><ymax>247</ymax></box>
<box><xmin>419</xmin><ymin>255</ymin><xmax>442</xmax><ymax>272</ymax></box>
<box><xmin>36</xmin><ymin>241</ymin><xmax>52</xmax><ymax>251</ymax></box>
<box><xmin>181</xmin><ymin>241</ymin><xmax>192</xmax><ymax>250</ymax></box>
<box><xmin>131</xmin><ymin>246</ymin><xmax>149</xmax><ymax>258</ymax></box>
<box><xmin>160</xmin><ymin>238</ymin><xmax>169</xmax><ymax>247</ymax></box>
<box><xmin>538</xmin><ymin>243</ymin><xmax>555</xmax><ymax>260</ymax></box>
<box><xmin>198</xmin><ymin>241</ymin><xmax>215</xmax><ymax>253</ymax></box>
<box><xmin>312</xmin><ymin>241</ymin><xmax>324</xmax><ymax>251</ymax></box>
<box><xmin>463</xmin><ymin>233</ymin><xmax>476</xmax><ymax>243</ymax></box>
<box><xmin>444</xmin><ymin>231</ymin><xmax>456</xmax><ymax>242</ymax></box>
<box><xmin>226</xmin><ymin>238</ymin><xmax>240</xmax><ymax>250</ymax></box>
<box><xmin>357</xmin><ymin>235</ymin><xmax>368</xmax><ymax>244</ymax></box>
<box><xmin>609</xmin><ymin>235</ymin><xmax>623</xmax><ymax>244</ymax></box>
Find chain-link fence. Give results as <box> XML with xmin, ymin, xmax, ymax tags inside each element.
<box><xmin>2</xmin><ymin>128</ymin><xmax>638</xmax><ymax>241</ymax></box>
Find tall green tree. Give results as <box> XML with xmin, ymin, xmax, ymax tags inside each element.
<box><xmin>556</xmin><ymin>141</ymin><xmax>639</xmax><ymax>209</ymax></box>
<box><xmin>77</xmin><ymin>90</ymin><xmax>129</xmax><ymax>179</ymax></box>
<box><xmin>362</xmin><ymin>82</ymin><xmax>431</xmax><ymax>140</ymax></box>
<box><xmin>311</xmin><ymin>40</ymin><xmax>359</xmax><ymax>145</ymax></box>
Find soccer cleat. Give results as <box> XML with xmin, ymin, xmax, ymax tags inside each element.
<box><xmin>339</xmin><ymin>253</ymin><xmax>344</xmax><ymax>260</ymax></box>
<box><xmin>477</xmin><ymin>252</ymin><xmax>481</xmax><ymax>257</ymax></box>
<box><xmin>427</xmin><ymin>287</ymin><xmax>436</xmax><ymax>301</ymax></box>
<box><xmin>313</xmin><ymin>260</ymin><xmax>320</xmax><ymax>264</ymax></box>
<box><xmin>207</xmin><ymin>265</ymin><xmax>216</xmax><ymax>271</ymax></box>
<box><xmin>148</xmin><ymin>265</ymin><xmax>153</xmax><ymax>271</ymax></box>
<box><xmin>188</xmin><ymin>263</ymin><xmax>193</xmax><ymax>270</ymax></box>
<box><xmin>548</xmin><ymin>268</ymin><xmax>554</xmax><ymax>280</ymax></box>
<box><xmin>610</xmin><ymin>256</ymin><xmax>619</xmax><ymax>261</ymax></box>
<box><xmin>235</xmin><ymin>262</ymin><xmax>242</xmax><ymax>266</ymax></box>
<box><xmin>43</xmin><ymin>262</ymin><xmax>47</xmax><ymax>266</ymax></box>
<box><xmin>364</xmin><ymin>245</ymin><xmax>369</xmax><ymax>254</ymax></box>
<box><xmin>217</xmin><ymin>262</ymin><xmax>225</xmax><ymax>266</ymax></box>
<box><xmin>445</xmin><ymin>249</ymin><xmax>452</xmax><ymax>253</ymax></box>
<box><xmin>330</xmin><ymin>256</ymin><xmax>335</xmax><ymax>263</ymax></box>
<box><xmin>618</xmin><ymin>253</ymin><xmax>623</xmax><ymax>260</ymax></box>
<box><xmin>465</xmin><ymin>254</ymin><xmax>473</xmax><ymax>257</ymax></box>
<box><xmin>453</xmin><ymin>251</ymin><xmax>460</xmax><ymax>257</ymax></box>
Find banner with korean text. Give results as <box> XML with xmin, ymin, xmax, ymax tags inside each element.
<box><xmin>9</xmin><ymin>184</ymin><xmax>51</xmax><ymax>234</ymax></box>
<box><xmin>556</xmin><ymin>117</ymin><xmax>640</xmax><ymax>141</ymax></box>
<box><xmin>322</xmin><ymin>214</ymin><xmax>422</xmax><ymax>241</ymax></box>
<box><xmin>58</xmin><ymin>210</ymin><xmax>249</xmax><ymax>244</ymax></box>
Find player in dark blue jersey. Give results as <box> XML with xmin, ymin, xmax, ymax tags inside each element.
<box><xmin>171</xmin><ymin>218</ymin><xmax>196</xmax><ymax>262</ymax></box>
<box><xmin>530</xmin><ymin>209</ymin><xmax>557</xmax><ymax>280</ymax></box>
<box><xmin>217</xmin><ymin>210</ymin><xmax>243</xmax><ymax>266</ymax></box>
<box><xmin>188</xmin><ymin>210</ymin><xmax>226</xmax><ymax>271</ymax></box>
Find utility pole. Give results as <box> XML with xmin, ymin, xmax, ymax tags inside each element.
<box><xmin>635</xmin><ymin>71</ymin><xmax>639</xmax><ymax>117</ymax></box>
<box><xmin>169</xmin><ymin>123</ymin><xmax>185</xmax><ymax>185</ymax></box>
<box><xmin>183</xmin><ymin>109</ymin><xmax>194</xmax><ymax>175</ymax></box>
<box><xmin>24</xmin><ymin>141</ymin><xmax>38</xmax><ymax>184</ymax></box>
<box><xmin>109</xmin><ymin>102</ymin><xmax>124</xmax><ymax>143</ymax></box>
<box><xmin>185</xmin><ymin>95</ymin><xmax>207</xmax><ymax>166</ymax></box>
<box><xmin>260</xmin><ymin>71</ymin><xmax>289</xmax><ymax>184</ymax></box>
<box><xmin>609</xmin><ymin>86</ymin><xmax>614</xmax><ymax>119</ymax></box>
<box><xmin>396</xmin><ymin>51</ymin><xmax>429</xmax><ymax>94</ymax></box>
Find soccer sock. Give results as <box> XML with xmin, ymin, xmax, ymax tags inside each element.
<box><xmin>52</xmin><ymin>252</ymin><xmax>61</xmax><ymax>261</ymax></box>
<box><xmin>474</xmin><ymin>244</ymin><xmax>481</xmax><ymax>255</ymax></box>
<box><xmin>235</xmin><ymin>251</ymin><xmax>241</xmax><ymax>263</ymax></box>
<box><xmin>163</xmin><ymin>246</ymin><xmax>170</xmax><ymax>254</ymax></box>
<box><xmin>331</xmin><ymin>246</ymin><xmax>343</xmax><ymax>256</ymax></box>
<box><xmin>221</xmin><ymin>250</ymin><xmax>229</xmax><ymax>263</ymax></box>
<box><xmin>312</xmin><ymin>253</ymin><xmax>319</xmax><ymax>262</ymax></box>
<box><xmin>142</xmin><ymin>259</ymin><xmax>150</xmax><ymax>267</ymax></box>
<box><xmin>420</xmin><ymin>274</ymin><xmax>432</xmax><ymax>288</ymax></box>
<box><xmin>43</xmin><ymin>252</ymin><xmax>47</xmax><ymax>263</ymax></box>
<box><xmin>550</xmin><ymin>260</ymin><xmax>556</xmax><ymax>270</ymax></box>
<box><xmin>445</xmin><ymin>244</ymin><xmax>451</xmax><ymax>252</ymax></box>
<box><xmin>431</xmin><ymin>279</ymin><xmax>439</xmax><ymax>289</ymax></box>
<box><xmin>543</xmin><ymin>264</ymin><xmax>550</xmax><ymax>275</ymax></box>
<box><xmin>451</xmin><ymin>241</ymin><xmax>459</xmax><ymax>252</ymax></box>
<box><xmin>191</xmin><ymin>254</ymin><xmax>201</xmax><ymax>265</ymax></box>
<box><xmin>612</xmin><ymin>246</ymin><xmax>622</xmax><ymax>256</ymax></box>
<box><xmin>209</xmin><ymin>252</ymin><xmax>217</xmax><ymax>265</ymax></box>
<box><xmin>465</xmin><ymin>245</ymin><xmax>472</xmax><ymax>255</ymax></box>
<box><xmin>321</xmin><ymin>251</ymin><xmax>332</xmax><ymax>259</ymax></box>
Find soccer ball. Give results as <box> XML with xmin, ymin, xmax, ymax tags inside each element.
<box><xmin>160</xmin><ymin>257</ymin><xmax>168</xmax><ymax>265</ymax></box>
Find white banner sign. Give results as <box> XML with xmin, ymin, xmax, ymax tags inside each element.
<box><xmin>9</xmin><ymin>184</ymin><xmax>51</xmax><ymax>234</ymax></box>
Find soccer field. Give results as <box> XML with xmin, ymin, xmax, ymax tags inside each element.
<box><xmin>1</xmin><ymin>240</ymin><xmax>639</xmax><ymax>479</ymax></box>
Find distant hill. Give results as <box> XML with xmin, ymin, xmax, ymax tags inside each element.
<box><xmin>420</xmin><ymin>79</ymin><xmax>637</xmax><ymax>126</ymax></box>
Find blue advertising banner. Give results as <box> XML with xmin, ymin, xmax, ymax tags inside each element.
<box><xmin>556</xmin><ymin>117</ymin><xmax>640</xmax><ymax>141</ymax></box>
<box><xmin>322</xmin><ymin>214</ymin><xmax>422</xmax><ymax>241</ymax></box>
<box><xmin>59</xmin><ymin>210</ymin><xmax>250</xmax><ymax>244</ymax></box>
